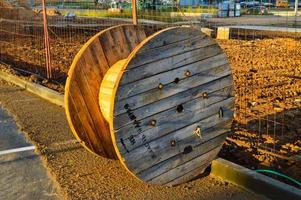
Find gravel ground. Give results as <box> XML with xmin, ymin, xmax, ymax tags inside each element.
<box><xmin>0</xmin><ymin>80</ymin><xmax>267</xmax><ymax>200</ymax></box>
<box><xmin>0</xmin><ymin>105</ymin><xmax>60</xmax><ymax>200</ymax></box>
<box><xmin>1</xmin><ymin>35</ymin><xmax>300</xmax><ymax>187</ymax></box>
<box><xmin>218</xmin><ymin>38</ymin><xmax>301</xmax><ymax>186</ymax></box>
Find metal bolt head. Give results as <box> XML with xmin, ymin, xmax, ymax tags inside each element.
<box><xmin>202</xmin><ymin>92</ymin><xmax>208</xmax><ymax>98</ymax></box>
<box><xmin>170</xmin><ymin>140</ymin><xmax>176</xmax><ymax>147</ymax></box>
<box><xmin>150</xmin><ymin>119</ymin><xmax>157</xmax><ymax>126</ymax></box>
<box><xmin>158</xmin><ymin>83</ymin><xmax>164</xmax><ymax>89</ymax></box>
<box><xmin>185</xmin><ymin>70</ymin><xmax>191</xmax><ymax>77</ymax></box>
<box><xmin>194</xmin><ymin>126</ymin><xmax>202</xmax><ymax>139</ymax></box>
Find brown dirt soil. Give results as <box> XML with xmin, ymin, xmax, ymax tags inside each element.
<box><xmin>0</xmin><ymin>1</ymin><xmax>12</xmax><ymax>8</ymax></box>
<box><xmin>0</xmin><ymin>36</ymin><xmax>81</xmax><ymax>93</ymax></box>
<box><xmin>217</xmin><ymin>38</ymin><xmax>301</xmax><ymax>187</ymax></box>
<box><xmin>0</xmin><ymin>18</ymin><xmax>147</xmax><ymax>92</ymax></box>
<box><xmin>0</xmin><ymin>80</ymin><xmax>266</xmax><ymax>200</ymax></box>
<box><xmin>1</xmin><ymin>23</ymin><xmax>301</xmax><ymax>187</ymax></box>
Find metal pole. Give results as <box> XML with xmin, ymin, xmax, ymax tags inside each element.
<box><xmin>295</xmin><ymin>0</ymin><xmax>299</xmax><ymax>17</ymax></box>
<box><xmin>42</xmin><ymin>0</ymin><xmax>52</xmax><ymax>79</ymax></box>
<box><xmin>132</xmin><ymin>0</ymin><xmax>138</xmax><ymax>25</ymax></box>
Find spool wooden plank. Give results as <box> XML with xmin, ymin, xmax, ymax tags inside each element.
<box><xmin>138</xmin><ymin>133</ymin><xmax>228</xmax><ymax>182</ymax></box>
<box><xmin>138</xmin><ymin>27</ymin><xmax>203</xmax><ymax>51</ymax></box>
<box><xmin>119</xmin><ymin>45</ymin><xmax>222</xmax><ymax>86</ymax></box>
<box><xmin>116</xmin><ymin>52</ymin><xmax>226</xmax><ymax>100</ymax></box>
<box><xmin>115</xmin><ymin>64</ymin><xmax>231</xmax><ymax>116</ymax></box>
<box><xmin>116</xmin><ymin>99</ymin><xmax>233</xmax><ymax>154</ymax></box>
<box><xmin>116</xmin><ymin>90</ymin><xmax>234</xmax><ymax>152</ymax></box>
<box><xmin>65</xmin><ymin>25</ymin><xmax>146</xmax><ymax>158</ymax></box>
<box><xmin>103</xmin><ymin>27</ymin><xmax>235</xmax><ymax>185</ymax></box>
<box><xmin>123</xmin><ymin>112</ymin><xmax>233</xmax><ymax>175</ymax></box>
<box><xmin>149</xmin><ymin>145</ymin><xmax>224</xmax><ymax>185</ymax></box>
<box><xmin>114</xmin><ymin>76</ymin><xmax>233</xmax><ymax>128</ymax></box>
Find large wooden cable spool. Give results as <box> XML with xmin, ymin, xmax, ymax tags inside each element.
<box><xmin>65</xmin><ymin>25</ymin><xmax>147</xmax><ymax>158</ymax></box>
<box><xmin>65</xmin><ymin>25</ymin><xmax>235</xmax><ymax>185</ymax></box>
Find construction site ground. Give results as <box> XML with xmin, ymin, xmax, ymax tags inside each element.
<box><xmin>1</xmin><ymin>34</ymin><xmax>301</xmax><ymax>186</ymax></box>
<box><xmin>0</xmin><ymin>3</ymin><xmax>300</xmax><ymax>189</ymax></box>
<box><xmin>0</xmin><ymin>103</ymin><xmax>60</xmax><ymax>200</ymax></box>
<box><xmin>0</xmin><ymin>80</ymin><xmax>268</xmax><ymax>199</ymax></box>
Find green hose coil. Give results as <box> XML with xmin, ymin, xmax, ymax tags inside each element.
<box><xmin>256</xmin><ymin>169</ymin><xmax>301</xmax><ymax>187</ymax></box>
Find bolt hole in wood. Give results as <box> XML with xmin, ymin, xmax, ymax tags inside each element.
<box><xmin>176</xmin><ymin>104</ymin><xmax>184</xmax><ymax>113</ymax></box>
<box><xmin>174</xmin><ymin>77</ymin><xmax>180</xmax><ymax>84</ymax></box>
<box><xmin>219</xmin><ymin>107</ymin><xmax>224</xmax><ymax>118</ymax></box>
<box><xmin>183</xmin><ymin>146</ymin><xmax>193</xmax><ymax>154</ymax></box>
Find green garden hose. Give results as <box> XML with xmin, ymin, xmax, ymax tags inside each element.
<box><xmin>256</xmin><ymin>169</ymin><xmax>301</xmax><ymax>187</ymax></box>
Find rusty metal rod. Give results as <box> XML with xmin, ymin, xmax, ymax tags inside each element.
<box><xmin>132</xmin><ymin>0</ymin><xmax>138</xmax><ymax>25</ymax></box>
<box><xmin>41</xmin><ymin>0</ymin><xmax>52</xmax><ymax>79</ymax></box>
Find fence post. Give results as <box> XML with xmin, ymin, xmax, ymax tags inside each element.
<box><xmin>132</xmin><ymin>0</ymin><xmax>138</xmax><ymax>25</ymax></box>
<box><xmin>41</xmin><ymin>0</ymin><xmax>52</xmax><ymax>79</ymax></box>
<box><xmin>295</xmin><ymin>0</ymin><xmax>299</xmax><ymax>17</ymax></box>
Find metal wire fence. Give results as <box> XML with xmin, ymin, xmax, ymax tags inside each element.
<box><xmin>0</xmin><ymin>0</ymin><xmax>300</xmax><ymax>186</ymax></box>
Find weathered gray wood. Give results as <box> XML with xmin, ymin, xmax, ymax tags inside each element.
<box><xmin>139</xmin><ymin>27</ymin><xmax>205</xmax><ymax>52</ymax></box>
<box><xmin>117</xmin><ymin>53</ymin><xmax>226</xmax><ymax>100</ymax></box>
<box><xmin>65</xmin><ymin>25</ymin><xmax>146</xmax><ymax>158</ymax></box>
<box><xmin>114</xmin><ymin>75</ymin><xmax>233</xmax><ymax>129</ymax></box>
<box><xmin>116</xmin><ymin>88</ymin><xmax>233</xmax><ymax>147</ymax></box>
<box><xmin>152</xmin><ymin>145</ymin><xmax>223</xmax><ymax>185</ymax></box>
<box><xmin>165</xmin><ymin>161</ymin><xmax>210</xmax><ymax>186</ymax></box>
<box><xmin>105</xmin><ymin>26</ymin><xmax>234</xmax><ymax>185</ymax></box>
<box><xmin>119</xmin><ymin>44</ymin><xmax>222</xmax><ymax>86</ymax></box>
<box><xmin>115</xmin><ymin>64</ymin><xmax>231</xmax><ymax>116</ymax></box>
<box><xmin>126</xmin><ymin>35</ymin><xmax>213</xmax><ymax>69</ymax></box>
<box><xmin>138</xmin><ymin>134</ymin><xmax>227</xmax><ymax>183</ymax></box>
<box><xmin>123</xmin><ymin>110</ymin><xmax>233</xmax><ymax>173</ymax></box>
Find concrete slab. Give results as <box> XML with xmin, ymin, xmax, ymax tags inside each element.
<box><xmin>207</xmin><ymin>15</ymin><xmax>301</xmax><ymax>26</ymax></box>
<box><xmin>216</xmin><ymin>25</ymin><xmax>301</xmax><ymax>39</ymax></box>
<box><xmin>217</xmin><ymin>27</ymin><xmax>230</xmax><ymax>39</ymax></box>
<box><xmin>227</xmin><ymin>25</ymin><xmax>301</xmax><ymax>33</ymax></box>
<box><xmin>0</xmin><ymin>71</ymin><xmax>64</xmax><ymax>107</ymax></box>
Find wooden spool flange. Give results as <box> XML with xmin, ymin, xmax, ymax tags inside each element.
<box><xmin>65</xmin><ymin>25</ymin><xmax>147</xmax><ymax>158</ymax></box>
<box><xmin>65</xmin><ymin>25</ymin><xmax>234</xmax><ymax>186</ymax></box>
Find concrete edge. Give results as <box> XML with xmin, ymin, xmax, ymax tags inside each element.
<box><xmin>211</xmin><ymin>158</ymin><xmax>301</xmax><ymax>200</ymax></box>
<box><xmin>0</xmin><ymin>71</ymin><xmax>64</xmax><ymax>107</ymax></box>
<box><xmin>216</xmin><ymin>26</ymin><xmax>301</xmax><ymax>40</ymax></box>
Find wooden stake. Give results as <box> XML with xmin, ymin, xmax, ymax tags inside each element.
<box><xmin>132</xmin><ymin>0</ymin><xmax>138</xmax><ymax>25</ymax></box>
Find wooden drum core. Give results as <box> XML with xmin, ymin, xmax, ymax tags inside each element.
<box><xmin>99</xmin><ymin>59</ymin><xmax>127</xmax><ymax>121</ymax></box>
